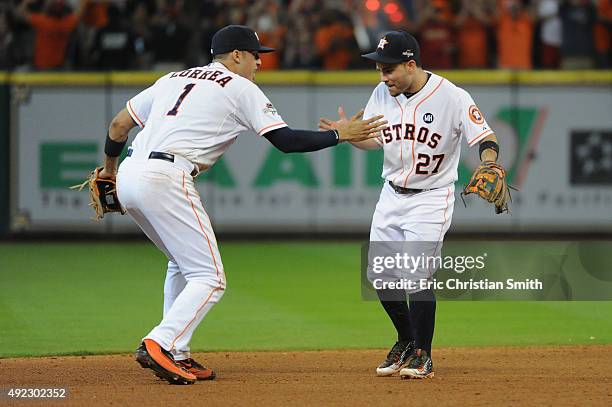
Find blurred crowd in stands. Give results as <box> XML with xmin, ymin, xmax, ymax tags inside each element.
<box><xmin>0</xmin><ymin>0</ymin><xmax>610</xmax><ymax>71</ymax></box>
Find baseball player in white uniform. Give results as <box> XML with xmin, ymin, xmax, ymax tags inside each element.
<box><xmin>97</xmin><ymin>25</ymin><xmax>386</xmax><ymax>385</ymax></box>
<box><xmin>320</xmin><ymin>30</ymin><xmax>500</xmax><ymax>379</ymax></box>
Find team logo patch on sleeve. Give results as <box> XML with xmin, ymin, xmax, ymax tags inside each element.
<box><xmin>263</xmin><ymin>103</ymin><xmax>278</xmax><ymax>115</ymax></box>
<box><xmin>468</xmin><ymin>105</ymin><xmax>485</xmax><ymax>124</ymax></box>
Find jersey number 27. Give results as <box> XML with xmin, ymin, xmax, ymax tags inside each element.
<box><xmin>415</xmin><ymin>153</ymin><xmax>444</xmax><ymax>175</ymax></box>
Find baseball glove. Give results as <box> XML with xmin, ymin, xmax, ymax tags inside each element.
<box><xmin>461</xmin><ymin>162</ymin><xmax>515</xmax><ymax>214</ymax></box>
<box><xmin>70</xmin><ymin>167</ymin><xmax>125</xmax><ymax>220</ymax></box>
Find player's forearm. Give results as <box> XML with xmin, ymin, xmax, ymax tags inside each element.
<box><xmin>103</xmin><ymin>156</ymin><xmax>120</xmax><ymax>175</ymax></box>
<box><xmin>264</xmin><ymin>126</ymin><xmax>338</xmax><ymax>153</ymax></box>
<box><xmin>350</xmin><ymin>138</ymin><xmax>382</xmax><ymax>150</ymax></box>
<box><xmin>103</xmin><ymin>133</ymin><xmax>123</xmax><ymax>173</ymax></box>
<box><xmin>481</xmin><ymin>147</ymin><xmax>497</xmax><ymax>162</ymax></box>
<box><xmin>479</xmin><ymin>134</ymin><xmax>498</xmax><ymax>162</ymax></box>
<box><xmin>103</xmin><ymin>108</ymin><xmax>137</xmax><ymax>174</ymax></box>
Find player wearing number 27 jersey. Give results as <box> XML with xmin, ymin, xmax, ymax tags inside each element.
<box><xmin>321</xmin><ymin>31</ymin><xmax>501</xmax><ymax>380</ymax></box>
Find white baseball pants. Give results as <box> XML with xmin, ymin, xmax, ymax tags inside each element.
<box><xmin>368</xmin><ymin>181</ymin><xmax>455</xmax><ymax>290</ymax></box>
<box><xmin>117</xmin><ymin>153</ymin><xmax>226</xmax><ymax>361</ymax></box>
<box><xmin>370</xmin><ymin>181</ymin><xmax>455</xmax><ymax>242</ymax></box>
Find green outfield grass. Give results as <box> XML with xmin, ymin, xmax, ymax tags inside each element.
<box><xmin>1</xmin><ymin>241</ymin><xmax>611</xmax><ymax>358</ymax></box>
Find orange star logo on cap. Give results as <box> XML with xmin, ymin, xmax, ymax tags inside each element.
<box><xmin>377</xmin><ymin>37</ymin><xmax>389</xmax><ymax>49</ymax></box>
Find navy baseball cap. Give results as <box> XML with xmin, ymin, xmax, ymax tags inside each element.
<box><xmin>211</xmin><ymin>25</ymin><xmax>275</xmax><ymax>56</ymax></box>
<box><xmin>362</xmin><ymin>31</ymin><xmax>420</xmax><ymax>65</ymax></box>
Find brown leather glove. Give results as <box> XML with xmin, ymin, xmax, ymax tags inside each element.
<box><xmin>461</xmin><ymin>162</ymin><xmax>514</xmax><ymax>214</ymax></box>
<box><xmin>71</xmin><ymin>167</ymin><xmax>125</xmax><ymax>220</ymax></box>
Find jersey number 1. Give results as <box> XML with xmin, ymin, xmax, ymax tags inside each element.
<box><xmin>167</xmin><ymin>83</ymin><xmax>196</xmax><ymax>116</ymax></box>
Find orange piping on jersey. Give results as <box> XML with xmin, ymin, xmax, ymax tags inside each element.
<box><xmin>430</xmin><ymin>186</ymin><xmax>452</xmax><ymax>279</ymax></box>
<box><xmin>127</xmin><ymin>100</ymin><xmax>144</xmax><ymax>127</ymax></box>
<box><xmin>170</xmin><ymin>286</ymin><xmax>222</xmax><ymax>351</ymax></box>
<box><xmin>402</xmin><ymin>78</ymin><xmax>445</xmax><ymax>188</ymax></box>
<box><xmin>181</xmin><ymin>172</ymin><xmax>223</xmax><ymax>287</ymax></box>
<box><xmin>170</xmin><ymin>172</ymin><xmax>225</xmax><ymax>351</ymax></box>
<box><xmin>467</xmin><ymin>128</ymin><xmax>494</xmax><ymax>146</ymax></box>
<box><xmin>515</xmin><ymin>107</ymin><xmax>548</xmax><ymax>188</ymax></box>
<box><xmin>196</xmin><ymin>201</ymin><xmax>226</xmax><ymax>288</ymax></box>
<box><xmin>391</xmin><ymin>98</ymin><xmax>406</xmax><ymax>185</ymax></box>
<box><xmin>257</xmin><ymin>122</ymin><xmax>287</xmax><ymax>136</ymax></box>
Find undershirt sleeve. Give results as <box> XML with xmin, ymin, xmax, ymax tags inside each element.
<box><xmin>263</xmin><ymin>127</ymin><xmax>339</xmax><ymax>153</ymax></box>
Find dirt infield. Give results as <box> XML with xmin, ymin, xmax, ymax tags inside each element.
<box><xmin>1</xmin><ymin>346</ymin><xmax>611</xmax><ymax>406</ymax></box>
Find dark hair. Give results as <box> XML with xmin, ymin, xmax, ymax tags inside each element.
<box><xmin>213</xmin><ymin>52</ymin><xmax>231</xmax><ymax>61</ymax></box>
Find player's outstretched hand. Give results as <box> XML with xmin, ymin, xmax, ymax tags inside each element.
<box><xmin>319</xmin><ymin>106</ymin><xmax>386</xmax><ymax>142</ymax></box>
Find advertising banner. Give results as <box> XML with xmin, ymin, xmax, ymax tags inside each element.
<box><xmin>12</xmin><ymin>83</ymin><xmax>612</xmax><ymax>233</ymax></box>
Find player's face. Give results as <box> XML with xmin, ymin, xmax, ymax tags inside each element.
<box><xmin>376</xmin><ymin>62</ymin><xmax>416</xmax><ymax>96</ymax></box>
<box><xmin>239</xmin><ymin>50</ymin><xmax>261</xmax><ymax>82</ymax></box>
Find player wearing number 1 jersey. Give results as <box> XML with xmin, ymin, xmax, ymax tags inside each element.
<box><xmin>96</xmin><ymin>25</ymin><xmax>385</xmax><ymax>385</ymax></box>
<box><xmin>320</xmin><ymin>31</ymin><xmax>501</xmax><ymax>379</ymax></box>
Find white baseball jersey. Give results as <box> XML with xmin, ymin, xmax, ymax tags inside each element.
<box><xmin>126</xmin><ymin>61</ymin><xmax>288</xmax><ymax>169</ymax></box>
<box><xmin>364</xmin><ymin>71</ymin><xmax>493</xmax><ymax>189</ymax></box>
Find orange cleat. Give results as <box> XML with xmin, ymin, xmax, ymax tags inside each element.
<box><xmin>135</xmin><ymin>339</ymin><xmax>197</xmax><ymax>385</ymax></box>
<box><xmin>177</xmin><ymin>358</ymin><xmax>216</xmax><ymax>380</ymax></box>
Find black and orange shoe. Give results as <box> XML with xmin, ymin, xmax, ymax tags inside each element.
<box><xmin>176</xmin><ymin>358</ymin><xmax>216</xmax><ymax>380</ymax></box>
<box><xmin>135</xmin><ymin>339</ymin><xmax>197</xmax><ymax>385</ymax></box>
<box><xmin>400</xmin><ymin>349</ymin><xmax>434</xmax><ymax>379</ymax></box>
<box><xmin>376</xmin><ymin>340</ymin><xmax>415</xmax><ymax>377</ymax></box>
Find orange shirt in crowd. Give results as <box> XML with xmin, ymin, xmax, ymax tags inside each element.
<box><xmin>258</xmin><ymin>31</ymin><xmax>282</xmax><ymax>70</ymax></box>
<box><xmin>29</xmin><ymin>13</ymin><xmax>79</xmax><ymax>69</ymax></box>
<box><xmin>430</xmin><ymin>0</ymin><xmax>454</xmax><ymax>20</ymax></box>
<box><xmin>315</xmin><ymin>22</ymin><xmax>353</xmax><ymax>70</ymax></box>
<box><xmin>419</xmin><ymin>21</ymin><xmax>454</xmax><ymax>69</ymax></box>
<box><xmin>456</xmin><ymin>15</ymin><xmax>488</xmax><ymax>68</ymax></box>
<box><xmin>82</xmin><ymin>2</ymin><xmax>108</xmax><ymax>28</ymax></box>
<box><xmin>594</xmin><ymin>0</ymin><xmax>612</xmax><ymax>53</ymax></box>
<box><xmin>497</xmin><ymin>9</ymin><xmax>533</xmax><ymax>69</ymax></box>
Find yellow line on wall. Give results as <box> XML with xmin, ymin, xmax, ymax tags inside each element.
<box><xmin>1</xmin><ymin>70</ymin><xmax>610</xmax><ymax>86</ymax></box>
<box><xmin>515</xmin><ymin>70</ymin><xmax>612</xmax><ymax>84</ymax></box>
